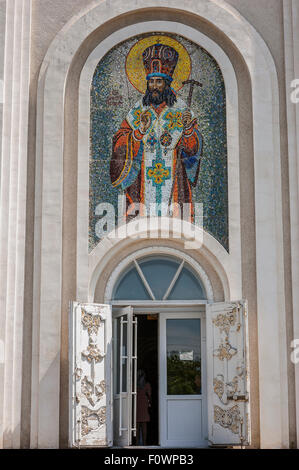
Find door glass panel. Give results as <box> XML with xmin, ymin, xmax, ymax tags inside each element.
<box><xmin>166</xmin><ymin>319</ymin><xmax>201</xmax><ymax>395</ymax></box>
<box><xmin>138</xmin><ymin>257</ymin><xmax>180</xmax><ymax>299</ymax></box>
<box><xmin>167</xmin><ymin>266</ymin><xmax>206</xmax><ymax>300</ymax></box>
<box><xmin>116</xmin><ymin>317</ymin><xmax>127</xmax><ymax>393</ymax></box>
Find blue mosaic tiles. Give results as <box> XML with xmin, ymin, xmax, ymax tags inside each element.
<box><xmin>89</xmin><ymin>33</ymin><xmax>228</xmax><ymax>252</ymax></box>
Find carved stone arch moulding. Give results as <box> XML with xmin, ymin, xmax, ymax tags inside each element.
<box><xmin>32</xmin><ymin>0</ymin><xmax>288</xmax><ymax>449</ymax></box>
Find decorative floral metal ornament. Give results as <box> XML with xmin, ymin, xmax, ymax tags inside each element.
<box><xmin>82</xmin><ymin>337</ymin><xmax>105</xmax><ymax>363</ymax></box>
<box><xmin>213</xmin><ymin>375</ymin><xmax>239</xmax><ymax>404</ymax></box>
<box><xmin>74</xmin><ymin>366</ymin><xmax>83</xmax><ymax>381</ymax></box>
<box><xmin>81</xmin><ymin>309</ymin><xmax>103</xmax><ymax>336</ymax></box>
<box><xmin>212</xmin><ymin>308</ymin><xmax>238</xmax><ymax>337</ymax></box>
<box><xmin>213</xmin><ymin>377</ymin><xmax>225</xmax><ymax>403</ymax></box>
<box><xmin>81</xmin><ymin>376</ymin><xmax>106</xmax><ymax>407</ymax></box>
<box><xmin>214</xmin><ymin>405</ymin><xmax>241</xmax><ymax>435</ymax></box>
<box><xmin>214</xmin><ymin>339</ymin><xmax>237</xmax><ymax>361</ymax></box>
<box><xmin>81</xmin><ymin>406</ymin><xmax>106</xmax><ymax>437</ymax></box>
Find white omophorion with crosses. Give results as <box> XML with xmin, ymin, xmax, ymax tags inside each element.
<box><xmin>206</xmin><ymin>300</ymin><xmax>251</xmax><ymax>446</ymax></box>
<box><xmin>69</xmin><ymin>302</ymin><xmax>113</xmax><ymax>447</ymax></box>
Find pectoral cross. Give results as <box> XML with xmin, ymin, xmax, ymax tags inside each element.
<box><xmin>147</xmin><ymin>154</ymin><xmax>171</xmax><ymax>212</ymax></box>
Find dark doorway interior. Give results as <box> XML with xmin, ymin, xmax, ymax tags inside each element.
<box><xmin>133</xmin><ymin>314</ymin><xmax>159</xmax><ymax>446</ymax></box>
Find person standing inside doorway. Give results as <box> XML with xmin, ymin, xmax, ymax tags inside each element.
<box><xmin>136</xmin><ymin>370</ymin><xmax>152</xmax><ymax>445</ymax></box>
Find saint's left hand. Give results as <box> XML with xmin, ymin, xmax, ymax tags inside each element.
<box><xmin>182</xmin><ymin>109</ymin><xmax>192</xmax><ymax>128</ymax></box>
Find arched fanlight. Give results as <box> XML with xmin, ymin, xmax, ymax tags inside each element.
<box><xmin>112</xmin><ymin>255</ymin><xmax>206</xmax><ymax>301</ymax></box>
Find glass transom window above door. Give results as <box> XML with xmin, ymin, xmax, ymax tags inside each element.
<box><xmin>112</xmin><ymin>255</ymin><xmax>207</xmax><ymax>301</ymax></box>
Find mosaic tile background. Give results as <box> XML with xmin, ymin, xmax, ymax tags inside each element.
<box><xmin>90</xmin><ymin>32</ymin><xmax>228</xmax><ymax>252</ymax></box>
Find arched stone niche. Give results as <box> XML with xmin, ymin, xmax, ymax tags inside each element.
<box><xmin>32</xmin><ymin>0</ymin><xmax>288</xmax><ymax>450</ymax></box>
<box><xmin>80</xmin><ymin>21</ymin><xmax>241</xmax><ymax>305</ymax></box>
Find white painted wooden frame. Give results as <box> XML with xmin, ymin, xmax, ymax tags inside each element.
<box><xmin>32</xmin><ymin>0</ymin><xmax>288</xmax><ymax>449</ymax></box>
<box><xmin>112</xmin><ymin>306</ymin><xmax>134</xmax><ymax>447</ymax></box>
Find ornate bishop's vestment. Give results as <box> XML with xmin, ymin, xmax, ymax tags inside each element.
<box><xmin>110</xmin><ymin>97</ymin><xmax>203</xmax><ymax>220</ymax></box>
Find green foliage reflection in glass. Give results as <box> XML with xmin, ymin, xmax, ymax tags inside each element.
<box><xmin>166</xmin><ymin>318</ymin><xmax>201</xmax><ymax>395</ymax></box>
<box><xmin>167</xmin><ymin>355</ymin><xmax>201</xmax><ymax>395</ymax></box>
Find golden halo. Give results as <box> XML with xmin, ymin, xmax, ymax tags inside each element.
<box><xmin>125</xmin><ymin>34</ymin><xmax>191</xmax><ymax>94</ymax></box>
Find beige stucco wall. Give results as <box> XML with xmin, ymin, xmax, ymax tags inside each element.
<box><xmin>15</xmin><ymin>0</ymin><xmax>295</xmax><ymax>448</ymax></box>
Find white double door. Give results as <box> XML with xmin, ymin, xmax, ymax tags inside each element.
<box><xmin>113</xmin><ymin>308</ymin><xmax>207</xmax><ymax>448</ymax></box>
<box><xmin>69</xmin><ymin>300</ymin><xmax>250</xmax><ymax>448</ymax></box>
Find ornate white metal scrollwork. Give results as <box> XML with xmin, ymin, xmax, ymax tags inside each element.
<box><xmin>81</xmin><ymin>376</ymin><xmax>106</xmax><ymax>407</ymax></box>
<box><xmin>212</xmin><ymin>308</ymin><xmax>238</xmax><ymax>337</ymax></box>
<box><xmin>70</xmin><ymin>302</ymin><xmax>111</xmax><ymax>447</ymax></box>
<box><xmin>214</xmin><ymin>405</ymin><xmax>241</xmax><ymax>434</ymax></box>
<box><xmin>74</xmin><ymin>366</ymin><xmax>83</xmax><ymax>380</ymax></box>
<box><xmin>81</xmin><ymin>406</ymin><xmax>106</xmax><ymax>437</ymax></box>
<box><xmin>81</xmin><ymin>309</ymin><xmax>103</xmax><ymax>336</ymax></box>
<box><xmin>214</xmin><ymin>375</ymin><xmax>239</xmax><ymax>404</ymax></box>
<box><xmin>82</xmin><ymin>337</ymin><xmax>105</xmax><ymax>363</ymax></box>
<box><xmin>213</xmin><ymin>338</ymin><xmax>237</xmax><ymax>361</ymax></box>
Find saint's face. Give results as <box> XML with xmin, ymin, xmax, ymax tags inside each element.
<box><xmin>148</xmin><ymin>77</ymin><xmax>166</xmax><ymax>96</ymax></box>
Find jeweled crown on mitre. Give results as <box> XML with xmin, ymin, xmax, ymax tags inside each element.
<box><xmin>142</xmin><ymin>43</ymin><xmax>179</xmax><ymax>83</ymax></box>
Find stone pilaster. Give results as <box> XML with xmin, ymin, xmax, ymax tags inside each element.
<box><xmin>0</xmin><ymin>0</ymin><xmax>32</xmax><ymax>449</ymax></box>
<box><xmin>283</xmin><ymin>0</ymin><xmax>299</xmax><ymax>448</ymax></box>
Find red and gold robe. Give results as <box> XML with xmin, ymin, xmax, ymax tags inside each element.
<box><xmin>110</xmin><ymin>98</ymin><xmax>203</xmax><ymax>221</ymax></box>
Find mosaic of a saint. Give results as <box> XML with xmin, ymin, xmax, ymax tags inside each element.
<box><xmin>110</xmin><ymin>36</ymin><xmax>203</xmax><ymax>220</ymax></box>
